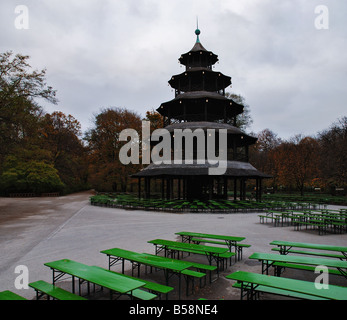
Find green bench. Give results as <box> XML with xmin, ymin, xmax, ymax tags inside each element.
<box><xmin>227</xmin><ymin>270</ymin><xmax>347</xmax><ymax>300</ymax></box>
<box><xmin>249</xmin><ymin>252</ymin><xmax>347</xmax><ymax>279</ymax></box>
<box><xmin>271</xmin><ymin>247</ymin><xmax>346</xmax><ymax>260</ymax></box>
<box><xmin>145</xmin><ymin>253</ymin><xmax>216</xmax><ymax>281</ymax></box>
<box><xmin>258</xmin><ymin>215</ymin><xmax>280</xmax><ymax>225</ymax></box>
<box><xmin>145</xmin><ymin>253</ymin><xmax>216</xmax><ymax>273</ymax></box>
<box><xmin>187</xmin><ymin>261</ymin><xmax>217</xmax><ymax>273</ymax></box>
<box><xmin>167</xmin><ymin>246</ymin><xmax>234</xmax><ymax>270</ymax></box>
<box><xmin>93</xmin><ymin>266</ymin><xmax>173</xmax><ymax>299</ymax></box>
<box><xmin>130</xmin><ymin>289</ymin><xmax>157</xmax><ymax>300</ymax></box>
<box><xmin>142</xmin><ymin>253</ymin><xmax>207</xmax><ymax>296</ymax></box>
<box><xmin>0</xmin><ymin>290</ymin><xmax>27</xmax><ymax>300</ymax></box>
<box><xmin>232</xmin><ymin>282</ymin><xmax>328</xmax><ymax>300</ymax></box>
<box><xmin>191</xmin><ymin>237</ymin><xmax>251</xmax><ymax>260</ymax></box>
<box><xmin>236</xmin><ymin>243</ymin><xmax>252</xmax><ymax>260</ymax></box>
<box><xmin>181</xmin><ymin>269</ymin><xmax>206</xmax><ymax>296</ymax></box>
<box><xmin>270</xmin><ymin>240</ymin><xmax>347</xmax><ymax>260</ymax></box>
<box><xmin>145</xmin><ymin>253</ymin><xmax>216</xmax><ymax>285</ymax></box>
<box><xmin>29</xmin><ymin>280</ymin><xmax>87</xmax><ymax>300</ymax></box>
<box><xmin>293</xmin><ymin>219</ymin><xmax>326</xmax><ymax>235</ymax></box>
<box><xmin>272</xmin><ymin>262</ymin><xmax>343</xmax><ymax>277</ymax></box>
<box><xmin>329</xmin><ymin>220</ymin><xmax>347</xmax><ymax>233</ymax></box>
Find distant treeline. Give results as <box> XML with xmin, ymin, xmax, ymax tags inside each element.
<box><xmin>249</xmin><ymin>119</ymin><xmax>347</xmax><ymax>196</ymax></box>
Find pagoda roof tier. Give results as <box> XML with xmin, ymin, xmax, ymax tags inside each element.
<box><xmin>179</xmin><ymin>40</ymin><xmax>219</xmax><ymax>68</ymax></box>
<box><xmin>157</xmin><ymin>91</ymin><xmax>244</xmax><ymax>120</ymax></box>
<box><xmin>162</xmin><ymin>121</ymin><xmax>257</xmax><ymax>147</ymax></box>
<box><xmin>179</xmin><ymin>28</ymin><xmax>219</xmax><ymax>69</ymax></box>
<box><xmin>179</xmin><ymin>49</ymin><xmax>219</xmax><ymax>68</ymax></box>
<box><xmin>132</xmin><ymin>160</ymin><xmax>271</xmax><ymax>179</ymax></box>
<box><xmin>169</xmin><ymin>67</ymin><xmax>231</xmax><ymax>92</ymax></box>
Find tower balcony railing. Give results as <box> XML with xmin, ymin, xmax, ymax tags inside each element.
<box><xmin>175</xmin><ymin>89</ymin><xmax>225</xmax><ymax>97</ymax></box>
<box><xmin>146</xmin><ymin>150</ymin><xmax>249</xmax><ymax>164</ymax></box>
<box><xmin>163</xmin><ymin>114</ymin><xmax>229</xmax><ymax>127</ymax></box>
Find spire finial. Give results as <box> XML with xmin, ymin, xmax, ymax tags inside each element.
<box><xmin>195</xmin><ymin>17</ymin><xmax>201</xmax><ymax>43</ymax></box>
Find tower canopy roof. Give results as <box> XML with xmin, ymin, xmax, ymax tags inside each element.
<box><xmin>132</xmin><ymin>161</ymin><xmax>271</xmax><ymax>178</ymax></box>
<box><xmin>179</xmin><ymin>29</ymin><xmax>219</xmax><ymax>67</ymax></box>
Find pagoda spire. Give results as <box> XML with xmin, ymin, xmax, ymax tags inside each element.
<box><xmin>195</xmin><ymin>17</ymin><xmax>201</xmax><ymax>43</ymax></box>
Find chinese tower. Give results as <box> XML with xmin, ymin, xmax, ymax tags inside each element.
<box><xmin>133</xmin><ymin>28</ymin><xmax>270</xmax><ymax>201</ymax></box>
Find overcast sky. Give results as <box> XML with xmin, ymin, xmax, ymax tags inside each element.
<box><xmin>1</xmin><ymin>0</ymin><xmax>346</xmax><ymax>139</ymax></box>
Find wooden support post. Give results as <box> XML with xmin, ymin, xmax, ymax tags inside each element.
<box><xmin>161</xmin><ymin>178</ymin><xmax>165</xmax><ymax>199</ymax></box>
<box><xmin>223</xmin><ymin>177</ymin><xmax>228</xmax><ymax>199</ymax></box>
<box><xmin>166</xmin><ymin>178</ymin><xmax>170</xmax><ymax>200</ymax></box>
<box><xmin>259</xmin><ymin>179</ymin><xmax>262</xmax><ymax>202</ymax></box>
<box><xmin>178</xmin><ymin>178</ymin><xmax>181</xmax><ymax>199</ymax></box>
<box><xmin>170</xmin><ymin>179</ymin><xmax>174</xmax><ymax>199</ymax></box>
<box><xmin>138</xmin><ymin>178</ymin><xmax>141</xmax><ymax>199</ymax></box>
<box><xmin>209</xmin><ymin>178</ymin><xmax>213</xmax><ymax>200</ymax></box>
<box><xmin>145</xmin><ymin>177</ymin><xmax>151</xmax><ymax>199</ymax></box>
<box><xmin>234</xmin><ymin>179</ymin><xmax>237</xmax><ymax>201</ymax></box>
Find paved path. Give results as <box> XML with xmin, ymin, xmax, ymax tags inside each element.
<box><xmin>0</xmin><ymin>191</ymin><xmax>91</xmax><ymax>296</ymax></box>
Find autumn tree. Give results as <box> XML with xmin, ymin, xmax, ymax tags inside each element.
<box><xmin>0</xmin><ymin>155</ymin><xmax>65</xmax><ymax>194</ymax></box>
<box><xmin>249</xmin><ymin>128</ymin><xmax>282</xmax><ymax>189</ymax></box>
<box><xmin>85</xmin><ymin>107</ymin><xmax>142</xmax><ymax>192</ymax></box>
<box><xmin>225</xmin><ymin>93</ymin><xmax>253</xmax><ymax>131</ymax></box>
<box><xmin>318</xmin><ymin>116</ymin><xmax>347</xmax><ymax>189</ymax></box>
<box><xmin>39</xmin><ymin>111</ymin><xmax>89</xmax><ymax>193</ymax></box>
<box><xmin>273</xmin><ymin>135</ymin><xmax>320</xmax><ymax>195</ymax></box>
<box><xmin>0</xmin><ymin>51</ymin><xmax>64</xmax><ymax>195</ymax></box>
<box><xmin>0</xmin><ymin>51</ymin><xmax>57</xmax><ymax>168</ymax></box>
<box><xmin>143</xmin><ymin>109</ymin><xmax>163</xmax><ymax>133</ymax></box>
<box><xmin>0</xmin><ymin>52</ymin><xmax>91</xmax><ymax>195</ymax></box>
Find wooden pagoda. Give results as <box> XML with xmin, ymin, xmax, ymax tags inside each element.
<box><xmin>133</xmin><ymin>28</ymin><xmax>270</xmax><ymax>201</ymax></box>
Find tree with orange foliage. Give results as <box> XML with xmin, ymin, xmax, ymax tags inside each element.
<box><xmin>249</xmin><ymin>128</ymin><xmax>282</xmax><ymax>189</ymax></box>
<box><xmin>318</xmin><ymin>117</ymin><xmax>347</xmax><ymax>189</ymax></box>
<box><xmin>273</xmin><ymin>135</ymin><xmax>320</xmax><ymax>195</ymax></box>
<box><xmin>39</xmin><ymin>111</ymin><xmax>89</xmax><ymax>193</ymax></box>
<box><xmin>85</xmin><ymin>107</ymin><xmax>142</xmax><ymax>192</ymax></box>
<box><xmin>143</xmin><ymin>109</ymin><xmax>163</xmax><ymax>133</ymax></box>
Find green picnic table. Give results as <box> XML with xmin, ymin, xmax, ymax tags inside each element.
<box><xmin>147</xmin><ymin>238</ymin><xmax>231</xmax><ymax>273</ymax></box>
<box><xmin>226</xmin><ymin>270</ymin><xmax>347</xmax><ymax>300</ymax></box>
<box><xmin>100</xmin><ymin>248</ymin><xmax>194</xmax><ymax>299</ymax></box>
<box><xmin>44</xmin><ymin>259</ymin><xmax>147</xmax><ymax>299</ymax></box>
<box><xmin>270</xmin><ymin>240</ymin><xmax>347</xmax><ymax>260</ymax></box>
<box><xmin>175</xmin><ymin>231</ymin><xmax>245</xmax><ymax>260</ymax></box>
<box><xmin>249</xmin><ymin>252</ymin><xmax>347</xmax><ymax>279</ymax></box>
<box><xmin>290</xmin><ymin>212</ymin><xmax>347</xmax><ymax>235</ymax></box>
<box><xmin>0</xmin><ymin>290</ymin><xmax>27</xmax><ymax>300</ymax></box>
<box><xmin>141</xmin><ymin>253</ymin><xmax>216</xmax><ymax>285</ymax></box>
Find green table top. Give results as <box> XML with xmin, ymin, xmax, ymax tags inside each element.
<box><xmin>148</xmin><ymin>239</ymin><xmax>228</xmax><ymax>254</ymax></box>
<box><xmin>175</xmin><ymin>231</ymin><xmax>245</xmax><ymax>242</ymax></box>
<box><xmin>141</xmin><ymin>253</ymin><xmax>217</xmax><ymax>270</ymax></box>
<box><xmin>44</xmin><ymin>259</ymin><xmax>145</xmax><ymax>294</ymax></box>
<box><xmin>249</xmin><ymin>252</ymin><xmax>347</xmax><ymax>269</ymax></box>
<box><xmin>0</xmin><ymin>290</ymin><xmax>27</xmax><ymax>300</ymax></box>
<box><xmin>226</xmin><ymin>271</ymin><xmax>347</xmax><ymax>300</ymax></box>
<box><xmin>270</xmin><ymin>241</ymin><xmax>347</xmax><ymax>253</ymax></box>
<box><xmin>100</xmin><ymin>248</ymin><xmax>191</xmax><ymax>272</ymax></box>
